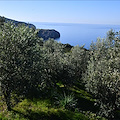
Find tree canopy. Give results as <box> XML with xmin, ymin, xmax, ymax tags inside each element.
<box><xmin>83</xmin><ymin>29</ymin><xmax>120</xmax><ymax>119</ymax></box>
<box><xmin>0</xmin><ymin>22</ymin><xmax>43</xmax><ymax>110</ymax></box>
<box><xmin>0</xmin><ymin>21</ymin><xmax>120</xmax><ymax>119</ymax></box>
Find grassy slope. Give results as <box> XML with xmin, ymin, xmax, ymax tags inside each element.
<box><xmin>0</xmin><ymin>86</ymin><xmax>106</xmax><ymax>120</ymax></box>
<box><xmin>0</xmin><ymin>98</ymin><xmax>90</xmax><ymax>120</ymax></box>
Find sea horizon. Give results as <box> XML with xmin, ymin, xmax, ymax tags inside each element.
<box><xmin>32</xmin><ymin>22</ymin><xmax>120</xmax><ymax>49</ymax></box>
<box><xmin>31</xmin><ymin>21</ymin><xmax>120</xmax><ymax>26</ymax></box>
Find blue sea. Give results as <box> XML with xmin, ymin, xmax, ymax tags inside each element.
<box><xmin>32</xmin><ymin>22</ymin><xmax>120</xmax><ymax>49</ymax></box>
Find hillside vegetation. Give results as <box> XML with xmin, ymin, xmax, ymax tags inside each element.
<box><xmin>0</xmin><ymin>18</ymin><xmax>120</xmax><ymax>120</ymax></box>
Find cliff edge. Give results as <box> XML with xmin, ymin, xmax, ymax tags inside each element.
<box><xmin>37</xmin><ymin>29</ymin><xmax>60</xmax><ymax>40</ymax></box>
<box><xmin>0</xmin><ymin>16</ymin><xmax>60</xmax><ymax>40</ymax></box>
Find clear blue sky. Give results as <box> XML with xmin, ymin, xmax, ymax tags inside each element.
<box><xmin>0</xmin><ymin>0</ymin><xmax>120</xmax><ymax>25</ymax></box>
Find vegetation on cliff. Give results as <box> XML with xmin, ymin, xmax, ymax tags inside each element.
<box><xmin>0</xmin><ymin>16</ymin><xmax>60</xmax><ymax>40</ymax></box>
<box><xmin>0</xmin><ymin>18</ymin><xmax>120</xmax><ymax>120</ymax></box>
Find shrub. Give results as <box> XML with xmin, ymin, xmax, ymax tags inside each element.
<box><xmin>54</xmin><ymin>92</ymin><xmax>77</xmax><ymax>110</ymax></box>
<box><xmin>0</xmin><ymin>22</ymin><xmax>43</xmax><ymax>110</ymax></box>
<box><xmin>83</xmin><ymin>30</ymin><xmax>120</xmax><ymax>119</ymax></box>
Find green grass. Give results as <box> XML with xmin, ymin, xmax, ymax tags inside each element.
<box><xmin>69</xmin><ymin>86</ymin><xmax>95</xmax><ymax>102</ymax></box>
<box><xmin>0</xmin><ymin>98</ymin><xmax>91</xmax><ymax>120</ymax></box>
<box><xmin>0</xmin><ymin>85</ymin><xmax>106</xmax><ymax>120</ymax></box>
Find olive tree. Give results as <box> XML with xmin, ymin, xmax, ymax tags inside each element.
<box><xmin>59</xmin><ymin>45</ymin><xmax>89</xmax><ymax>87</ymax></box>
<box><xmin>41</xmin><ymin>39</ymin><xmax>64</xmax><ymax>88</ymax></box>
<box><xmin>40</xmin><ymin>40</ymin><xmax>89</xmax><ymax>89</ymax></box>
<box><xmin>70</xmin><ymin>45</ymin><xmax>89</xmax><ymax>84</ymax></box>
<box><xmin>83</xmin><ymin>30</ymin><xmax>120</xmax><ymax>119</ymax></box>
<box><xmin>0</xmin><ymin>22</ymin><xmax>43</xmax><ymax>110</ymax></box>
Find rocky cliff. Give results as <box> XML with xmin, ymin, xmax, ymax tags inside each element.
<box><xmin>3</xmin><ymin>17</ymin><xmax>36</xmax><ymax>29</ymax></box>
<box><xmin>37</xmin><ymin>29</ymin><xmax>60</xmax><ymax>40</ymax></box>
<box><xmin>0</xmin><ymin>16</ymin><xmax>60</xmax><ymax>40</ymax></box>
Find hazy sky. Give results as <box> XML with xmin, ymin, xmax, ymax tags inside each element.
<box><xmin>0</xmin><ymin>0</ymin><xmax>120</xmax><ymax>24</ymax></box>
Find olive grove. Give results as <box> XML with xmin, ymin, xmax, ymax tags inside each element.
<box><xmin>83</xmin><ymin>30</ymin><xmax>120</xmax><ymax>119</ymax></box>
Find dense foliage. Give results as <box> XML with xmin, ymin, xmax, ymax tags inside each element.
<box><xmin>84</xmin><ymin>30</ymin><xmax>120</xmax><ymax>119</ymax></box>
<box><xmin>0</xmin><ymin>22</ymin><xmax>87</xmax><ymax>110</ymax></box>
<box><xmin>0</xmin><ymin>22</ymin><xmax>43</xmax><ymax>110</ymax></box>
<box><xmin>0</xmin><ymin>21</ymin><xmax>120</xmax><ymax>119</ymax></box>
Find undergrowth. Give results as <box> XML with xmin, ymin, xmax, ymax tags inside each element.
<box><xmin>0</xmin><ymin>98</ymin><xmax>90</xmax><ymax>120</ymax></box>
<box><xmin>0</xmin><ymin>87</ymin><xmax>106</xmax><ymax>120</ymax></box>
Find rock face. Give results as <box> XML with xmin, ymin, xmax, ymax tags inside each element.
<box><xmin>37</xmin><ymin>29</ymin><xmax>60</xmax><ymax>40</ymax></box>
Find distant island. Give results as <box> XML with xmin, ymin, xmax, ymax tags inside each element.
<box><xmin>0</xmin><ymin>16</ymin><xmax>60</xmax><ymax>40</ymax></box>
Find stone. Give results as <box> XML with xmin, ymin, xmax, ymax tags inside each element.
<box><xmin>37</xmin><ymin>29</ymin><xmax>60</xmax><ymax>40</ymax></box>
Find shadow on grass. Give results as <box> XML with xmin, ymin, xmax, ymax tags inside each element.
<box><xmin>11</xmin><ymin>109</ymin><xmax>30</xmax><ymax>120</ymax></box>
<box><xmin>11</xmin><ymin>107</ymin><xmax>89</xmax><ymax>120</ymax></box>
<box><xmin>57</xmin><ymin>86</ymin><xmax>98</xmax><ymax>113</ymax></box>
<box><xmin>11</xmin><ymin>108</ymin><xmax>49</xmax><ymax>120</ymax></box>
<box><xmin>9</xmin><ymin>84</ymin><xmax>98</xmax><ymax>120</ymax></box>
